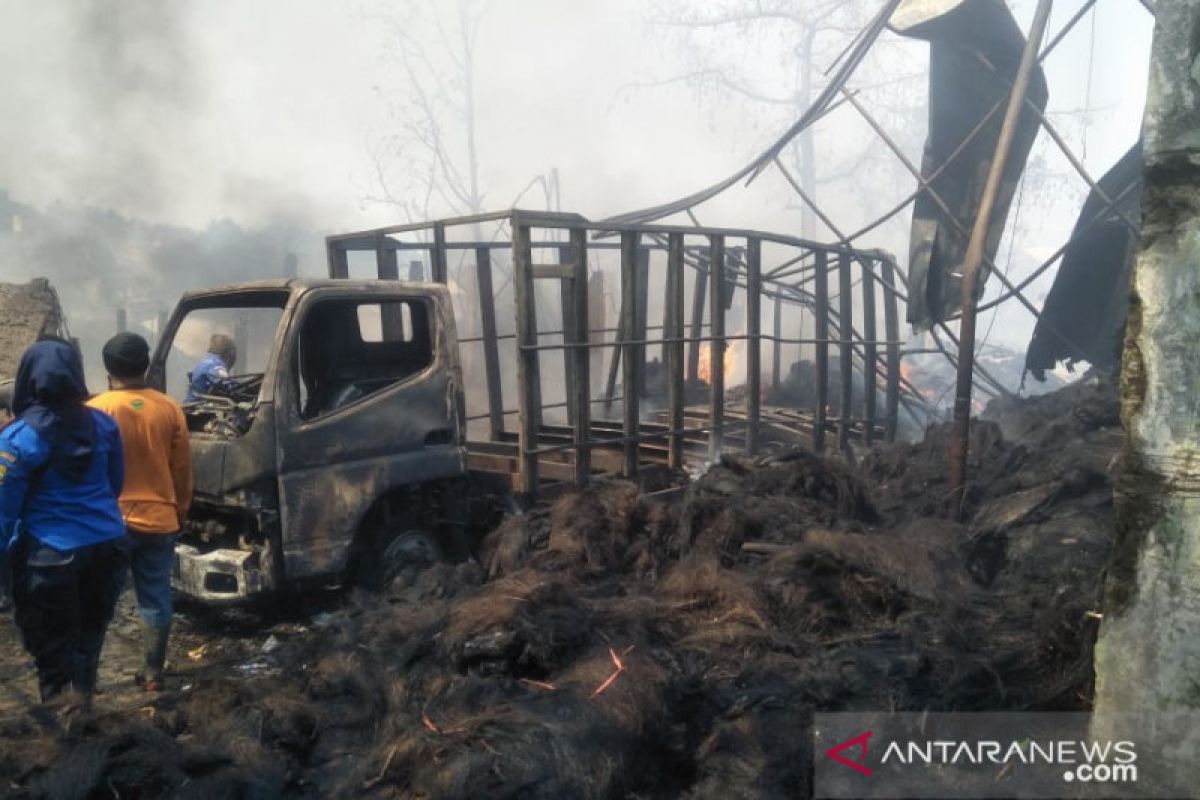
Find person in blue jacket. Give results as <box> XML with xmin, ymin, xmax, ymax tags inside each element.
<box><xmin>0</xmin><ymin>380</ymin><xmax>13</xmax><ymax>613</ymax></box>
<box><xmin>0</xmin><ymin>338</ymin><xmax>128</xmax><ymax>704</ymax></box>
<box><xmin>185</xmin><ymin>333</ymin><xmax>237</xmax><ymax>401</ymax></box>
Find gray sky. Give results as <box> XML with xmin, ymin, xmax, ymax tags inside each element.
<box><xmin>0</xmin><ymin>0</ymin><xmax>1157</xmax><ymax>357</ymax></box>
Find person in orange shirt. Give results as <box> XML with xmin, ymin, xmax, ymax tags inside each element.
<box><xmin>88</xmin><ymin>333</ymin><xmax>193</xmax><ymax>692</ymax></box>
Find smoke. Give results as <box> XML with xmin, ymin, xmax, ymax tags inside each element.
<box><xmin>65</xmin><ymin>1</ymin><xmax>201</xmax><ymax>218</ymax></box>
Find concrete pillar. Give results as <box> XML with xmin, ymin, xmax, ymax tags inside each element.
<box><xmin>1093</xmin><ymin>0</ymin><xmax>1200</xmax><ymax>717</ymax></box>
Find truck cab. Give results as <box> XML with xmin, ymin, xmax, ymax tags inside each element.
<box><xmin>147</xmin><ymin>279</ymin><xmax>468</xmax><ymax>601</ymax></box>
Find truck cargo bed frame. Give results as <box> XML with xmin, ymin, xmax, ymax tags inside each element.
<box><xmin>327</xmin><ymin>210</ymin><xmax>912</xmax><ymax>496</ymax></box>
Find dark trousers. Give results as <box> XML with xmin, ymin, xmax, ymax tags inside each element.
<box><xmin>12</xmin><ymin>536</ymin><xmax>129</xmax><ymax>701</ymax></box>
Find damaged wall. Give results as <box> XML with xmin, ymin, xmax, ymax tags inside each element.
<box><xmin>0</xmin><ymin>279</ymin><xmax>66</xmax><ymax>379</ymax></box>
<box><xmin>1093</xmin><ymin>0</ymin><xmax>1200</xmax><ymax>736</ymax></box>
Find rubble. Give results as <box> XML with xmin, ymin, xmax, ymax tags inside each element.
<box><xmin>0</xmin><ymin>375</ymin><xmax>1119</xmax><ymax>798</ymax></box>
<box><xmin>0</xmin><ymin>279</ymin><xmax>67</xmax><ymax>379</ymax></box>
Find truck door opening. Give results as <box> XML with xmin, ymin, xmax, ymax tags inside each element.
<box><xmin>296</xmin><ymin>297</ymin><xmax>434</xmax><ymax>420</ymax></box>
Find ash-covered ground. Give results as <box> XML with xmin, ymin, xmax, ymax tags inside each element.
<box><xmin>0</xmin><ymin>373</ymin><xmax>1120</xmax><ymax>799</ymax></box>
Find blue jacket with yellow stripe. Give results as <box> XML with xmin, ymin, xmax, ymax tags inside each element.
<box><xmin>0</xmin><ymin>411</ymin><xmax>126</xmax><ymax>552</ymax></box>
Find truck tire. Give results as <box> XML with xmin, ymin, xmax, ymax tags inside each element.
<box><xmin>356</xmin><ymin>528</ymin><xmax>443</xmax><ymax>590</ymax></box>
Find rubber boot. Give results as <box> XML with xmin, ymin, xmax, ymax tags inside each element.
<box><xmin>137</xmin><ymin>620</ymin><xmax>171</xmax><ymax>691</ymax></box>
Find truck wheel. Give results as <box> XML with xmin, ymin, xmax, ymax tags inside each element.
<box><xmin>372</xmin><ymin>529</ymin><xmax>442</xmax><ymax>590</ymax></box>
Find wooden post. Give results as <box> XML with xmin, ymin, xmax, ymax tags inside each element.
<box><xmin>326</xmin><ymin>240</ymin><xmax>348</xmax><ymax>279</ymax></box>
<box><xmin>635</xmin><ymin>247</ymin><xmax>651</xmax><ymax>399</ymax></box>
<box><xmin>813</xmin><ymin>251</ymin><xmax>829</xmax><ymax>451</ymax></box>
<box><xmin>687</xmin><ymin>250</ymin><xmax>708</xmax><ymax>383</ymax></box>
<box><xmin>620</xmin><ymin>231</ymin><xmax>641</xmax><ymax>477</ymax></box>
<box><xmin>431</xmin><ymin>223</ymin><xmax>448</xmax><ymax>283</ymax></box>
<box><xmin>569</xmin><ymin>229</ymin><xmax>591</xmax><ymax>487</ymax></box>
<box><xmin>948</xmin><ymin>0</ymin><xmax>1053</xmax><ymax>509</ymax></box>
<box><xmin>708</xmin><ymin>235</ymin><xmax>726</xmax><ymax>461</ymax></box>
<box><xmin>772</xmin><ymin>294</ymin><xmax>782</xmax><ymax>390</ymax></box>
<box><xmin>475</xmin><ymin>246</ymin><xmax>504</xmax><ymax>441</ymax></box>
<box><xmin>861</xmin><ymin>259</ymin><xmax>878</xmax><ymax>446</ymax></box>
<box><xmin>837</xmin><ymin>252</ymin><xmax>854</xmax><ymax>453</ymax></box>
<box><xmin>558</xmin><ymin>244</ymin><xmax>578</xmax><ymax>426</ymax></box>
<box><xmin>881</xmin><ymin>257</ymin><xmax>901</xmax><ymax>442</ymax></box>
<box><xmin>588</xmin><ymin>271</ymin><xmax>606</xmax><ymax>395</ymax></box>
<box><xmin>116</xmin><ymin>307</ymin><xmax>127</xmax><ymax>334</ymax></box>
<box><xmin>666</xmin><ymin>233</ymin><xmax>686</xmax><ymax>471</ymax></box>
<box><xmin>604</xmin><ymin>305</ymin><xmax>622</xmax><ymax>412</ymax></box>
<box><xmin>376</xmin><ymin>236</ymin><xmax>404</xmax><ymax>341</ymax></box>
<box><xmin>376</xmin><ymin>235</ymin><xmax>399</xmax><ymax>280</ymax></box>
<box><xmin>746</xmin><ymin>238</ymin><xmax>762</xmax><ymax>454</ymax></box>
<box><xmin>513</xmin><ymin>221</ymin><xmax>541</xmax><ymax>495</ymax></box>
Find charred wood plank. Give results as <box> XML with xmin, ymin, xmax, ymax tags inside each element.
<box><xmin>813</xmin><ymin>250</ymin><xmax>829</xmax><ymax>451</ymax></box>
<box><xmin>746</xmin><ymin>238</ymin><xmax>762</xmax><ymax>454</ymax></box>
<box><xmin>475</xmin><ymin>247</ymin><xmax>505</xmax><ymax>441</ymax></box>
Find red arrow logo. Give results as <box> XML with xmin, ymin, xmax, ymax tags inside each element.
<box><xmin>826</xmin><ymin>730</ymin><xmax>873</xmax><ymax>776</ymax></box>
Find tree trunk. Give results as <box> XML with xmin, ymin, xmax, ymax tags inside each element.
<box><xmin>1093</xmin><ymin>0</ymin><xmax>1200</xmax><ymax>718</ymax></box>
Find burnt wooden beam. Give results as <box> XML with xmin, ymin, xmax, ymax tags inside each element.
<box><xmin>837</xmin><ymin>251</ymin><xmax>854</xmax><ymax>454</ymax></box>
<box><xmin>861</xmin><ymin>258</ymin><xmax>878</xmax><ymax>446</ymax></box>
<box><xmin>621</xmin><ymin>231</ymin><xmax>642</xmax><ymax>477</ymax></box>
<box><xmin>746</xmin><ymin>238</ymin><xmax>762</xmax><ymax>454</ymax></box>
<box><xmin>569</xmin><ymin>230</ymin><xmax>591</xmax><ymax>486</ymax></box>
<box><xmin>558</xmin><ymin>244</ymin><xmax>578</xmax><ymax>426</ymax></box>
<box><xmin>326</xmin><ymin>240</ymin><xmax>348</xmax><ymax>279</ymax></box>
<box><xmin>772</xmin><ymin>294</ymin><xmax>782</xmax><ymax>390</ymax></box>
<box><xmin>475</xmin><ymin>246</ymin><xmax>505</xmax><ymax>441</ymax></box>
<box><xmin>665</xmin><ymin>233</ymin><xmax>686</xmax><ymax>471</ymax></box>
<box><xmin>431</xmin><ymin>222</ymin><xmax>448</xmax><ymax>283</ymax></box>
<box><xmin>813</xmin><ymin>250</ymin><xmax>829</xmax><ymax>451</ymax></box>
<box><xmin>708</xmin><ymin>235</ymin><xmax>726</xmax><ymax>461</ymax></box>
<box><xmin>687</xmin><ymin>250</ymin><xmax>709</xmax><ymax>383</ymax></box>
<box><xmin>513</xmin><ymin>221</ymin><xmax>541</xmax><ymax>495</ymax></box>
<box><xmin>635</xmin><ymin>247</ymin><xmax>651</xmax><ymax>399</ymax></box>
<box><xmin>377</xmin><ymin>235</ymin><xmax>404</xmax><ymax>340</ymax></box>
<box><xmin>881</xmin><ymin>257</ymin><xmax>901</xmax><ymax>442</ymax></box>
<box><xmin>376</xmin><ymin>234</ymin><xmax>399</xmax><ymax>279</ymax></box>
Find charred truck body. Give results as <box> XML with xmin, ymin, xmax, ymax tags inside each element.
<box><xmin>157</xmin><ymin>209</ymin><xmax>911</xmax><ymax>602</ymax></box>
<box><xmin>149</xmin><ymin>279</ymin><xmax>470</xmax><ymax>601</ymax></box>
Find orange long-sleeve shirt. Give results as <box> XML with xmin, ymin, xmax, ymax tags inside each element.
<box><xmin>89</xmin><ymin>388</ymin><xmax>193</xmax><ymax>534</ymax></box>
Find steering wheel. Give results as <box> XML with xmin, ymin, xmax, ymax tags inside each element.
<box><xmin>221</xmin><ymin>373</ymin><xmax>264</xmax><ymax>401</ymax></box>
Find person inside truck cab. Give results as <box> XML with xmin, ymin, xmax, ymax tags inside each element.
<box><xmin>186</xmin><ymin>333</ymin><xmax>238</xmax><ymax>402</ymax></box>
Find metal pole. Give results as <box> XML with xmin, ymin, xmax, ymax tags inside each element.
<box><xmin>948</xmin><ymin>0</ymin><xmax>1053</xmax><ymax>512</ymax></box>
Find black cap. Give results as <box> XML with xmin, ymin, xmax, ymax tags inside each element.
<box><xmin>102</xmin><ymin>332</ymin><xmax>151</xmax><ymax>380</ymax></box>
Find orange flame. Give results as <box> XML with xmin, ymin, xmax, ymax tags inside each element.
<box><xmin>698</xmin><ymin>342</ymin><xmax>737</xmax><ymax>384</ymax></box>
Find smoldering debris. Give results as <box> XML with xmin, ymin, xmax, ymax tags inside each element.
<box><xmin>0</xmin><ymin>376</ymin><xmax>1119</xmax><ymax>799</ymax></box>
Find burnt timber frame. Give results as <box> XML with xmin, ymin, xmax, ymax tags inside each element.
<box><xmin>326</xmin><ymin>209</ymin><xmax>911</xmax><ymax>498</ymax></box>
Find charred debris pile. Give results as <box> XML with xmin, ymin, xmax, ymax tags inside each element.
<box><xmin>0</xmin><ymin>374</ymin><xmax>1121</xmax><ymax>799</ymax></box>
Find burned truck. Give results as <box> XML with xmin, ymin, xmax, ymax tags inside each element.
<box><xmin>149</xmin><ymin>279</ymin><xmax>471</xmax><ymax>601</ymax></box>
<box><xmin>156</xmin><ymin>207</ymin><xmax>913</xmax><ymax>602</ymax></box>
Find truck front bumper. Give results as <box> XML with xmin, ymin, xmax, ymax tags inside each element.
<box><xmin>172</xmin><ymin>544</ymin><xmax>263</xmax><ymax>601</ymax></box>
